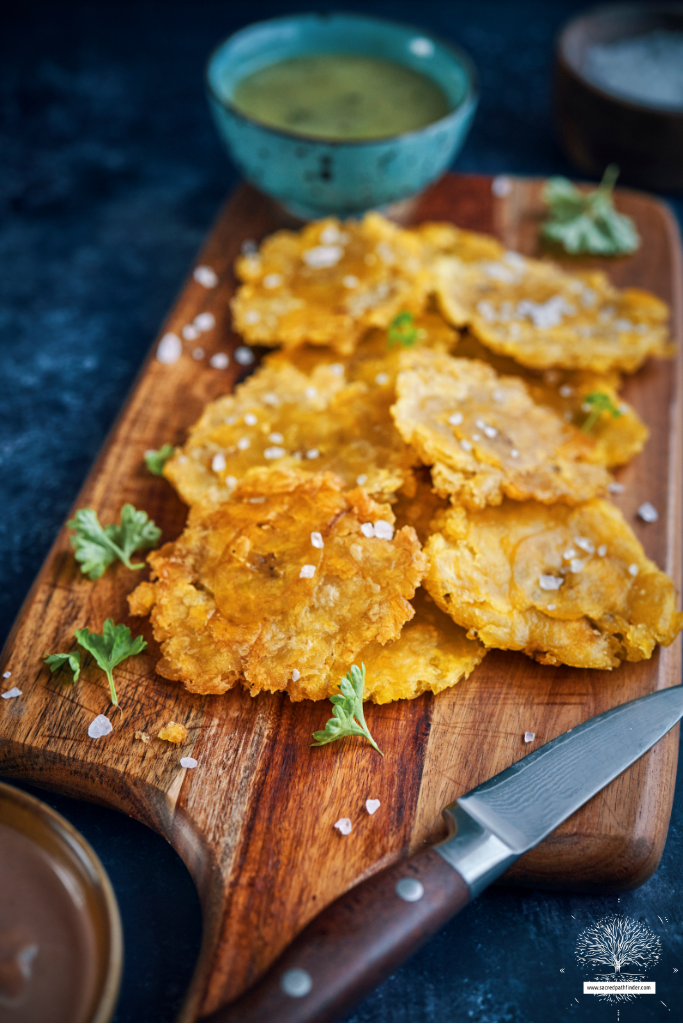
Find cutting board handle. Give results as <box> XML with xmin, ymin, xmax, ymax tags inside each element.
<box><xmin>201</xmin><ymin>848</ymin><xmax>469</xmax><ymax>1024</ymax></box>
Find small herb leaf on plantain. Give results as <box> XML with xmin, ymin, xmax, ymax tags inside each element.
<box><xmin>581</xmin><ymin>391</ymin><xmax>623</xmax><ymax>433</ymax></box>
<box><xmin>68</xmin><ymin>504</ymin><xmax>161</xmax><ymax>579</ymax></box>
<box><xmin>44</xmin><ymin>651</ymin><xmax>81</xmax><ymax>683</ymax></box>
<box><xmin>388</xmin><ymin>310</ymin><xmax>418</xmax><ymax>348</ymax></box>
<box><xmin>145</xmin><ymin>444</ymin><xmax>175</xmax><ymax>476</ymax></box>
<box><xmin>75</xmin><ymin>619</ymin><xmax>147</xmax><ymax>707</ymax></box>
<box><xmin>311</xmin><ymin>663</ymin><xmax>383</xmax><ymax>755</ymax></box>
<box><xmin>541</xmin><ymin>165</ymin><xmax>640</xmax><ymax>256</ymax></box>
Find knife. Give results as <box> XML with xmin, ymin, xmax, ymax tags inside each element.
<box><xmin>203</xmin><ymin>684</ymin><xmax>683</xmax><ymax>1024</ymax></box>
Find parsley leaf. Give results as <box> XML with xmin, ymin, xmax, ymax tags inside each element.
<box><xmin>68</xmin><ymin>504</ymin><xmax>161</xmax><ymax>580</ymax></box>
<box><xmin>75</xmin><ymin>619</ymin><xmax>147</xmax><ymax>707</ymax></box>
<box><xmin>44</xmin><ymin>651</ymin><xmax>81</xmax><ymax>683</ymax></box>
<box><xmin>388</xmin><ymin>310</ymin><xmax>418</xmax><ymax>348</ymax></box>
<box><xmin>541</xmin><ymin>165</ymin><xmax>640</xmax><ymax>256</ymax></box>
<box><xmin>145</xmin><ymin>444</ymin><xmax>175</xmax><ymax>476</ymax></box>
<box><xmin>581</xmin><ymin>391</ymin><xmax>623</xmax><ymax>433</ymax></box>
<box><xmin>311</xmin><ymin>664</ymin><xmax>383</xmax><ymax>755</ymax></box>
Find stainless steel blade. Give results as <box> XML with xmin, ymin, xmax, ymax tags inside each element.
<box><xmin>436</xmin><ymin>685</ymin><xmax>683</xmax><ymax>895</ymax></box>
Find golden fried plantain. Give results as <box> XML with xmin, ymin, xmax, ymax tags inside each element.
<box><xmin>231</xmin><ymin>213</ymin><xmax>431</xmax><ymax>353</ymax></box>
<box><xmin>392</xmin><ymin>348</ymin><xmax>612</xmax><ymax>509</ymax></box>
<box><xmin>129</xmin><ymin>468</ymin><xmax>427</xmax><ymax>700</ymax></box>
<box><xmin>435</xmin><ymin>249</ymin><xmax>671</xmax><ymax>373</ymax></box>
<box><xmin>424</xmin><ymin>499</ymin><xmax>683</xmax><ymax>669</ymax></box>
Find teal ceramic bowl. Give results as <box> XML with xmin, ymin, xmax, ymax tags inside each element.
<box><xmin>206</xmin><ymin>13</ymin><xmax>478</xmax><ymax>219</ymax></box>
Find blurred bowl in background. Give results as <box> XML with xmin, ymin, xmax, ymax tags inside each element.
<box><xmin>555</xmin><ymin>3</ymin><xmax>683</xmax><ymax>192</ymax></box>
<box><xmin>205</xmin><ymin>12</ymin><xmax>478</xmax><ymax>219</ymax></box>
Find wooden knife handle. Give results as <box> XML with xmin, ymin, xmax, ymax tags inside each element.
<box><xmin>201</xmin><ymin>848</ymin><xmax>470</xmax><ymax>1024</ymax></box>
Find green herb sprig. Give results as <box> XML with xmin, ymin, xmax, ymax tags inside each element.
<box><xmin>44</xmin><ymin>651</ymin><xmax>81</xmax><ymax>683</ymax></box>
<box><xmin>73</xmin><ymin>620</ymin><xmax>147</xmax><ymax>707</ymax></box>
<box><xmin>145</xmin><ymin>444</ymin><xmax>175</xmax><ymax>476</ymax></box>
<box><xmin>388</xmin><ymin>311</ymin><xmax>418</xmax><ymax>348</ymax></box>
<box><xmin>581</xmin><ymin>391</ymin><xmax>623</xmax><ymax>433</ymax></box>
<box><xmin>311</xmin><ymin>664</ymin><xmax>383</xmax><ymax>755</ymax></box>
<box><xmin>68</xmin><ymin>504</ymin><xmax>161</xmax><ymax>580</ymax></box>
<box><xmin>541</xmin><ymin>165</ymin><xmax>640</xmax><ymax>257</ymax></box>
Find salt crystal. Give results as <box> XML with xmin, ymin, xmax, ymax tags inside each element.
<box><xmin>303</xmin><ymin>245</ymin><xmax>343</xmax><ymax>269</ymax></box>
<box><xmin>192</xmin><ymin>347</ymin><xmax>205</xmax><ymax>360</ymax></box>
<box><xmin>409</xmin><ymin>36</ymin><xmax>434</xmax><ymax>57</ymax></box>
<box><xmin>180</xmin><ymin>757</ymin><xmax>198</xmax><ymax>769</ymax></box>
<box><xmin>244</xmin><ymin>413</ymin><xmax>258</xmax><ymax>426</ymax></box>
<box><xmin>539</xmin><ymin>574</ymin><xmax>563</xmax><ymax>591</ymax></box>
<box><xmin>574</xmin><ymin>537</ymin><xmax>595</xmax><ymax>555</ymax></box>
<box><xmin>209</xmin><ymin>352</ymin><xmax>229</xmax><ymax>369</ymax></box>
<box><xmin>597</xmin><ymin>545</ymin><xmax>607</xmax><ymax>557</ymax></box>
<box><xmin>194</xmin><ymin>265</ymin><xmax>218</xmax><ymax>288</ymax></box>
<box><xmin>334</xmin><ymin>818</ymin><xmax>352</xmax><ymax>835</ymax></box>
<box><xmin>343</xmin><ymin>275</ymin><xmax>359</xmax><ymax>288</ymax></box>
<box><xmin>360</xmin><ymin>523</ymin><xmax>375</xmax><ymax>538</ymax></box>
<box><xmin>374</xmin><ymin>520</ymin><xmax>394</xmax><ymax>541</ymax></box>
<box><xmin>1</xmin><ymin>687</ymin><xmax>21</xmax><ymax>699</ymax></box>
<box><xmin>559</xmin><ymin>384</ymin><xmax>574</xmax><ymax>398</ymax></box>
<box><xmin>569</xmin><ymin>558</ymin><xmax>586</xmax><ymax>573</ymax></box>
<box><xmin>492</xmin><ymin>175</ymin><xmax>512</xmax><ymax>197</ymax></box>
<box><xmin>366</xmin><ymin>799</ymin><xmax>381</xmax><ymax>815</ymax></box>
<box><xmin>493</xmin><ymin>389</ymin><xmax>506</xmax><ymax>402</ymax></box>
<box><xmin>524</xmin><ymin>732</ymin><xmax>535</xmax><ymax>743</ymax></box>
<box><xmin>629</xmin><ymin>563</ymin><xmax>639</xmax><ymax>577</ymax></box>
<box><xmin>157</xmin><ymin>333</ymin><xmax>182</xmax><ymax>365</ymax></box>
<box><xmin>329</xmin><ymin>363</ymin><xmax>344</xmax><ymax>375</ymax></box>
<box><xmin>244</xmin><ymin>309</ymin><xmax>261</xmax><ymax>325</ymax></box>
<box><xmin>375</xmin><ymin>372</ymin><xmax>389</xmax><ymax>385</ymax></box>
<box><xmin>88</xmin><ymin>715</ymin><xmax>112</xmax><ymax>739</ymax></box>
<box><xmin>235</xmin><ymin>346</ymin><xmax>255</xmax><ymax>366</ymax></box>
<box><xmin>311</xmin><ymin>532</ymin><xmax>324</xmax><ymax>549</ymax></box>
<box><xmin>306</xmin><ymin>448</ymin><xmax>319</xmax><ymax>459</ymax></box>
<box><xmin>226</xmin><ymin>476</ymin><xmax>238</xmax><ymax>488</ymax></box>
<box><xmin>305</xmin><ymin>386</ymin><xmax>318</xmax><ymax>400</ymax></box>
<box><xmin>300</xmin><ymin>564</ymin><xmax>316</xmax><ymax>579</ymax></box>
<box><xmin>194</xmin><ymin>312</ymin><xmax>215</xmax><ymax>332</ymax></box>
<box><xmin>547</xmin><ymin>604</ymin><xmax>556</xmax><ymax>611</ymax></box>
<box><xmin>472</xmin><ymin>434</ymin><xmax>481</xmax><ymax>442</ymax></box>
<box><xmin>564</xmin><ymin>548</ymin><xmax>577</xmax><ymax>560</ymax></box>
<box><xmin>264</xmin><ymin>446</ymin><xmax>285</xmax><ymax>460</ymax></box>
<box><xmin>608</xmin><ymin>482</ymin><xmax>625</xmax><ymax>494</ymax></box>
<box><xmin>237</xmin><ymin>438</ymin><xmax>250</xmax><ymax>450</ymax></box>
<box><xmin>211</xmin><ymin>453</ymin><xmax>226</xmax><ymax>473</ymax></box>
<box><xmin>292</xmin><ymin>669</ymin><xmax>300</xmax><ymax>682</ymax></box>
<box><xmin>484</xmin><ymin>425</ymin><xmax>498</xmax><ymax>438</ymax></box>
<box><xmin>356</xmin><ymin>474</ymin><xmax>368</xmax><ymax>486</ymax></box>
<box><xmin>182</xmin><ymin>324</ymin><xmax>199</xmax><ymax>341</ymax></box>
<box><xmin>2</xmin><ymin>671</ymin><xmax>10</xmax><ymax>679</ymax></box>
<box><xmin>638</xmin><ymin>502</ymin><xmax>658</xmax><ymax>523</ymax></box>
<box><xmin>263</xmin><ymin>273</ymin><xmax>283</xmax><ymax>289</ymax></box>
<box><xmin>448</xmin><ymin>412</ymin><xmax>463</xmax><ymax>426</ymax></box>
<box><xmin>268</xmin><ymin>432</ymin><xmax>284</xmax><ymax>444</ymax></box>
<box><xmin>510</xmin><ymin>449</ymin><xmax>519</xmax><ymax>458</ymax></box>
<box><xmin>460</xmin><ymin>439</ymin><xmax>472</xmax><ymax>452</ymax></box>
<box><xmin>320</xmin><ymin>225</ymin><xmax>341</xmax><ymax>245</ymax></box>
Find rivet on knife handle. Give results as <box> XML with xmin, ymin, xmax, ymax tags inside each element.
<box><xmin>200</xmin><ymin>847</ymin><xmax>478</xmax><ymax>1024</ymax></box>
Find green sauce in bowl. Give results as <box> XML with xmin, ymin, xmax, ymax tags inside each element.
<box><xmin>231</xmin><ymin>54</ymin><xmax>451</xmax><ymax>140</ymax></box>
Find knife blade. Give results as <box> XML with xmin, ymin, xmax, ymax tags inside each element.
<box><xmin>203</xmin><ymin>685</ymin><xmax>683</xmax><ymax>1024</ymax></box>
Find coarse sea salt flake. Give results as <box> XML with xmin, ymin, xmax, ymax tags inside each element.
<box><xmin>361</xmin><ymin>523</ymin><xmax>375</xmax><ymax>538</ymax></box>
<box><xmin>608</xmin><ymin>482</ymin><xmax>625</xmax><ymax>494</ymax></box>
<box><xmin>374</xmin><ymin>520</ymin><xmax>394</xmax><ymax>541</ymax></box>
<box><xmin>180</xmin><ymin>757</ymin><xmax>198</xmax><ymax>769</ymax></box>
<box><xmin>305</xmin><ymin>386</ymin><xmax>318</xmax><ymax>400</ymax></box>
<box><xmin>638</xmin><ymin>502</ymin><xmax>658</xmax><ymax>523</ymax></box>
<box><xmin>182</xmin><ymin>324</ymin><xmax>199</xmax><ymax>341</ymax></box>
<box><xmin>194</xmin><ymin>312</ymin><xmax>215</xmax><ymax>332</ymax></box>
<box><xmin>226</xmin><ymin>475</ymin><xmax>238</xmax><ymax>488</ymax></box>
<box><xmin>2</xmin><ymin>671</ymin><xmax>10</xmax><ymax>679</ymax></box>
<box><xmin>334</xmin><ymin>818</ymin><xmax>352</xmax><ymax>835</ymax></box>
<box><xmin>211</xmin><ymin>453</ymin><xmax>226</xmax><ymax>473</ymax></box>
<box><xmin>510</xmin><ymin>448</ymin><xmax>519</xmax><ymax>458</ymax></box>
<box><xmin>237</xmin><ymin>437</ymin><xmax>250</xmax><ymax>450</ymax></box>
<box><xmin>263</xmin><ymin>446</ymin><xmax>284</xmax><ymax>460</ymax></box>
<box><xmin>448</xmin><ymin>412</ymin><xmax>463</xmax><ymax>426</ymax></box>
<box><xmin>292</xmin><ymin>669</ymin><xmax>300</xmax><ymax>682</ymax></box>
<box><xmin>263</xmin><ymin>273</ymin><xmax>283</xmax><ymax>289</ymax></box>
<box><xmin>574</xmin><ymin>537</ymin><xmax>595</xmax><ymax>555</ymax></box>
<box><xmin>539</xmin><ymin>574</ymin><xmax>563</xmax><ymax>591</ymax></box>
<box><xmin>157</xmin><ymin>333</ymin><xmax>181</xmax><ymax>364</ymax></box>
<box><xmin>303</xmin><ymin>245</ymin><xmax>343</xmax><ymax>269</ymax></box>
<box><xmin>629</xmin><ymin>563</ymin><xmax>639</xmax><ymax>577</ymax></box>
<box><xmin>88</xmin><ymin>715</ymin><xmax>112</xmax><ymax>739</ymax></box>
<box><xmin>524</xmin><ymin>732</ymin><xmax>535</xmax><ymax>743</ymax></box>
<box><xmin>492</xmin><ymin>175</ymin><xmax>512</xmax><ymax>197</ymax></box>
<box><xmin>547</xmin><ymin>604</ymin><xmax>556</xmax><ymax>611</ymax></box>
<box><xmin>597</xmin><ymin>545</ymin><xmax>607</xmax><ymax>557</ymax></box>
<box><xmin>356</xmin><ymin>474</ymin><xmax>368</xmax><ymax>486</ymax></box>
<box><xmin>235</xmin><ymin>346</ymin><xmax>255</xmax><ymax>365</ymax></box>
<box><xmin>269</xmin><ymin>432</ymin><xmax>284</xmax><ymax>444</ymax></box>
<box><xmin>209</xmin><ymin>352</ymin><xmax>229</xmax><ymax>369</ymax></box>
<box><xmin>306</xmin><ymin>448</ymin><xmax>319</xmax><ymax>459</ymax></box>
<box><xmin>330</xmin><ymin>363</ymin><xmax>344</xmax><ymax>375</ymax></box>
<box><xmin>194</xmin><ymin>265</ymin><xmax>218</xmax><ymax>288</ymax></box>
<box><xmin>244</xmin><ymin>309</ymin><xmax>261</xmax><ymax>325</ymax></box>
<box><xmin>311</xmin><ymin>532</ymin><xmax>324</xmax><ymax>549</ymax></box>
<box><xmin>300</xmin><ymin>564</ymin><xmax>316</xmax><ymax>579</ymax></box>
<box><xmin>2</xmin><ymin>687</ymin><xmax>21</xmax><ymax>699</ymax></box>
<box><xmin>460</xmin><ymin>438</ymin><xmax>472</xmax><ymax>452</ymax></box>
<box><xmin>343</xmin><ymin>275</ymin><xmax>359</xmax><ymax>288</ymax></box>
<box><xmin>366</xmin><ymin>799</ymin><xmax>381</xmax><ymax>815</ymax></box>
<box><xmin>559</xmin><ymin>384</ymin><xmax>574</xmax><ymax>398</ymax></box>
<box><xmin>244</xmin><ymin>412</ymin><xmax>258</xmax><ymax>426</ymax></box>
<box><xmin>484</xmin><ymin>425</ymin><xmax>498</xmax><ymax>438</ymax></box>
<box><xmin>375</xmin><ymin>372</ymin><xmax>389</xmax><ymax>385</ymax></box>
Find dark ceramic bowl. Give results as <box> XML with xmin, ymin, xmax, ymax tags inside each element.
<box><xmin>206</xmin><ymin>12</ymin><xmax>478</xmax><ymax>219</ymax></box>
<box><xmin>555</xmin><ymin>3</ymin><xmax>683</xmax><ymax>191</ymax></box>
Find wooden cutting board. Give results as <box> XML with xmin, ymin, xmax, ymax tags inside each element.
<box><xmin>0</xmin><ymin>174</ymin><xmax>681</xmax><ymax>1021</ymax></box>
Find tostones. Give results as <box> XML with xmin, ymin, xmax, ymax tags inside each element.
<box><xmin>454</xmin><ymin>333</ymin><xmax>649</xmax><ymax>468</ymax></box>
<box><xmin>424</xmin><ymin>498</ymin><xmax>683</xmax><ymax>670</ymax></box>
<box><xmin>392</xmin><ymin>349</ymin><xmax>612</xmax><ymax>510</ymax></box>
<box><xmin>128</xmin><ymin>468</ymin><xmax>427</xmax><ymax>700</ymax></box>
<box><xmin>435</xmin><ymin>250</ymin><xmax>671</xmax><ymax>373</ymax></box>
<box><xmin>231</xmin><ymin>213</ymin><xmax>431</xmax><ymax>353</ymax></box>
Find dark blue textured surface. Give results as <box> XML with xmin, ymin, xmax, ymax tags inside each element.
<box><xmin>1</xmin><ymin>3</ymin><xmax>682</xmax><ymax>1022</ymax></box>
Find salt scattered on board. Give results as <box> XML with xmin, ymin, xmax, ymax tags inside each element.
<box><xmin>157</xmin><ymin>333</ymin><xmax>182</xmax><ymax>365</ymax></box>
<box><xmin>524</xmin><ymin>732</ymin><xmax>535</xmax><ymax>743</ymax></box>
<box><xmin>193</xmin><ymin>265</ymin><xmax>218</xmax><ymax>288</ymax></box>
<box><xmin>180</xmin><ymin>757</ymin><xmax>198</xmax><ymax>769</ymax></box>
<box><xmin>209</xmin><ymin>352</ymin><xmax>229</xmax><ymax>369</ymax></box>
<box><xmin>1</xmin><ymin>687</ymin><xmax>21</xmax><ymax>700</ymax></box>
<box><xmin>334</xmin><ymin>818</ymin><xmax>352</xmax><ymax>835</ymax></box>
<box><xmin>88</xmin><ymin>715</ymin><xmax>112</xmax><ymax>739</ymax></box>
<box><xmin>638</xmin><ymin>502</ymin><xmax>658</xmax><ymax>523</ymax></box>
<box><xmin>366</xmin><ymin>799</ymin><xmax>381</xmax><ymax>815</ymax></box>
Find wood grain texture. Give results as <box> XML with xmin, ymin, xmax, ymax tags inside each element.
<box><xmin>0</xmin><ymin>175</ymin><xmax>680</xmax><ymax>1019</ymax></box>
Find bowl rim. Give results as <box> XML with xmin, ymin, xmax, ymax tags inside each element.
<box><xmin>204</xmin><ymin>10</ymin><xmax>479</xmax><ymax>148</ymax></box>
<box><xmin>556</xmin><ymin>1</ymin><xmax>683</xmax><ymax>117</ymax></box>
<box><xmin>0</xmin><ymin>780</ymin><xmax>123</xmax><ymax>1023</ymax></box>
